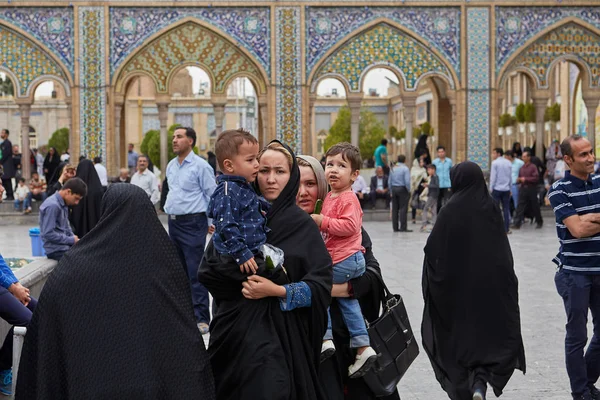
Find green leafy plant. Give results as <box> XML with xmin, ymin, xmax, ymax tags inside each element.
<box><xmin>420</xmin><ymin>121</ymin><xmax>433</xmax><ymax>136</ymax></box>
<box><xmin>550</xmin><ymin>103</ymin><xmax>561</xmax><ymax>122</ymax></box>
<box><xmin>48</xmin><ymin>127</ymin><xmax>69</xmax><ymax>155</ymax></box>
<box><xmin>524</xmin><ymin>103</ymin><xmax>536</xmax><ymax>123</ymax></box>
<box><xmin>498</xmin><ymin>113</ymin><xmax>516</xmax><ymax>128</ymax></box>
<box><xmin>515</xmin><ymin>103</ymin><xmax>526</xmax><ymax>124</ymax></box>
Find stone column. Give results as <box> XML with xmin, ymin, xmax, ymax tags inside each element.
<box><xmin>403</xmin><ymin>96</ymin><xmax>417</xmax><ymax>166</ymax></box>
<box><xmin>114</xmin><ymin>102</ymin><xmax>123</xmax><ymax>171</ymax></box>
<box><xmin>308</xmin><ymin>93</ymin><xmax>317</xmax><ymax>155</ymax></box>
<box><xmin>532</xmin><ymin>97</ymin><xmax>548</xmax><ymax>159</ymax></box>
<box><xmin>212</xmin><ymin>96</ymin><xmax>227</xmax><ymax>136</ymax></box>
<box><xmin>449</xmin><ymin>95</ymin><xmax>457</xmax><ymax>161</ymax></box>
<box><xmin>17</xmin><ymin>102</ymin><xmax>32</xmax><ymax>180</ymax></box>
<box><xmin>258</xmin><ymin>96</ymin><xmax>269</xmax><ymax>147</ymax></box>
<box><xmin>156</xmin><ymin>99</ymin><xmax>170</xmax><ymax>175</ymax></box>
<box><xmin>347</xmin><ymin>94</ymin><xmax>363</xmax><ymax>148</ymax></box>
<box><xmin>584</xmin><ymin>95</ymin><xmax>600</xmax><ymax>153</ymax></box>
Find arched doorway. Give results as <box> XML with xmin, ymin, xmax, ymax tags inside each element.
<box><xmin>112</xmin><ymin>19</ymin><xmax>269</xmax><ymax>175</ymax></box>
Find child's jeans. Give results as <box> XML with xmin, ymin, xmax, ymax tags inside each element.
<box><xmin>422</xmin><ymin>196</ymin><xmax>437</xmax><ymax>227</ymax></box>
<box><xmin>14</xmin><ymin>197</ymin><xmax>31</xmax><ymax>211</ymax></box>
<box><xmin>324</xmin><ymin>250</ymin><xmax>369</xmax><ymax>348</ymax></box>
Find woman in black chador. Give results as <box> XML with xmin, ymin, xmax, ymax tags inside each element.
<box><xmin>422</xmin><ymin>161</ymin><xmax>526</xmax><ymax>400</ymax></box>
<box><xmin>70</xmin><ymin>159</ymin><xmax>103</xmax><ymax>237</ymax></box>
<box><xmin>15</xmin><ymin>184</ymin><xmax>215</xmax><ymax>399</ymax></box>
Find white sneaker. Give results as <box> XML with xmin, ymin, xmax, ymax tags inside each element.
<box><xmin>321</xmin><ymin>340</ymin><xmax>336</xmax><ymax>362</ymax></box>
<box><xmin>348</xmin><ymin>346</ymin><xmax>378</xmax><ymax>378</ymax></box>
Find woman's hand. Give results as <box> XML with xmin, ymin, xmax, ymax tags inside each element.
<box><xmin>242</xmin><ymin>275</ymin><xmax>286</xmax><ymax>300</ymax></box>
<box><xmin>331</xmin><ymin>283</ymin><xmax>351</xmax><ymax>298</ymax></box>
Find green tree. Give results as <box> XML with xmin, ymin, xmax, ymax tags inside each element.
<box><xmin>142</xmin><ymin>124</ymin><xmax>199</xmax><ymax>168</ymax></box>
<box><xmin>0</xmin><ymin>77</ymin><xmax>14</xmax><ymax>96</ymax></box>
<box><xmin>48</xmin><ymin>127</ymin><xmax>69</xmax><ymax>154</ymax></box>
<box><xmin>323</xmin><ymin>106</ymin><xmax>386</xmax><ymax>160</ymax></box>
<box><xmin>420</xmin><ymin>121</ymin><xmax>433</xmax><ymax>136</ymax></box>
<box><xmin>524</xmin><ymin>103</ymin><xmax>536</xmax><ymax>123</ymax></box>
<box><xmin>515</xmin><ymin>103</ymin><xmax>526</xmax><ymax>124</ymax></box>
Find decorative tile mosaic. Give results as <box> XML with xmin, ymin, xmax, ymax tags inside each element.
<box><xmin>508</xmin><ymin>23</ymin><xmax>600</xmax><ymax>88</ymax></box>
<box><xmin>142</xmin><ymin>116</ymin><xmax>160</xmax><ymax>133</ymax></box>
<box><xmin>0</xmin><ymin>8</ymin><xmax>74</xmax><ymax>74</ymax></box>
<box><xmin>175</xmin><ymin>113</ymin><xmax>194</xmax><ymax>128</ymax></box>
<box><xmin>0</xmin><ymin>25</ymin><xmax>67</xmax><ymax>97</ymax></box>
<box><xmin>121</xmin><ymin>22</ymin><xmax>263</xmax><ymax>94</ymax></box>
<box><xmin>110</xmin><ymin>8</ymin><xmax>270</xmax><ymax>76</ymax></box>
<box><xmin>276</xmin><ymin>7</ymin><xmax>302</xmax><ymax>153</ymax></box>
<box><xmin>314</xmin><ymin>23</ymin><xmax>453</xmax><ymax>92</ymax></box>
<box><xmin>467</xmin><ymin>8</ymin><xmax>490</xmax><ymax>170</ymax></box>
<box><xmin>78</xmin><ymin>7</ymin><xmax>107</xmax><ymax>161</ymax></box>
<box><xmin>306</xmin><ymin>7</ymin><xmax>460</xmax><ymax>79</ymax></box>
<box><xmin>496</xmin><ymin>7</ymin><xmax>600</xmax><ymax>73</ymax></box>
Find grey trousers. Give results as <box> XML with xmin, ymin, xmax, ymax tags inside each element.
<box><xmin>391</xmin><ymin>186</ymin><xmax>409</xmax><ymax>231</ymax></box>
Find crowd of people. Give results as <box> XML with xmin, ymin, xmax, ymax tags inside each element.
<box><xmin>0</xmin><ymin>126</ymin><xmax>599</xmax><ymax>400</ymax></box>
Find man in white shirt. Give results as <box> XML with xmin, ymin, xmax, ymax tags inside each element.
<box><xmin>130</xmin><ymin>155</ymin><xmax>160</xmax><ymax>204</ymax></box>
<box><xmin>352</xmin><ymin>174</ymin><xmax>369</xmax><ymax>209</ymax></box>
<box><xmin>93</xmin><ymin>157</ymin><xmax>108</xmax><ymax>190</ymax></box>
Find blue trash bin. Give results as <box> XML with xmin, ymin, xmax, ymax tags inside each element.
<box><xmin>29</xmin><ymin>228</ymin><xmax>45</xmax><ymax>257</ymax></box>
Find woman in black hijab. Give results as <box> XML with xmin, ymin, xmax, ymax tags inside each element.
<box><xmin>69</xmin><ymin>159</ymin><xmax>103</xmax><ymax>237</ymax></box>
<box><xmin>199</xmin><ymin>140</ymin><xmax>332</xmax><ymax>400</ymax></box>
<box><xmin>43</xmin><ymin>147</ymin><xmax>60</xmax><ymax>185</ymax></box>
<box><xmin>46</xmin><ymin>162</ymin><xmax>76</xmax><ymax>196</ymax></box>
<box><xmin>511</xmin><ymin>142</ymin><xmax>523</xmax><ymax>159</ymax></box>
<box><xmin>414</xmin><ymin>134</ymin><xmax>432</xmax><ymax>165</ymax></box>
<box><xmin>422</xmin><ymin>161</ymin><xmax>526</xmax><ymax>400</ymax></box>
<box><xmin>15</xmin><ymin>184</ymin><xmax>215</xmax><ymax>399</ymax></box>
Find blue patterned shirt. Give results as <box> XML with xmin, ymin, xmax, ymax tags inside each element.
<box><xmin>280</xmin><ymin>282</ymin><xmax>312</xmax><ymax>311</ymax></box>
<box><xmin>208</xmin><ymin>175</ymin><xmax>270</xmax><ymax>264</ymax></box>
<box><xmin>433</xmin><ymin>157</ymin><xmax>453</xmax><ymax>189</ymax></box>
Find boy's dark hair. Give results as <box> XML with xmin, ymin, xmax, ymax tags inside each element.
<box><xmin>381</xmin><ymin>139</ymin><xmax>388</xmax><ymax>146</ymax></box>
<box><xmin>397</xmin><ymin>155</ymin><xmax>406</xmax><ymax>164</ymax></box>
<box><xmin>61</xmin><ymin>177</ymin><xmax>87</xmax><ymax>197</ymax></box>
<box><xmin>493</xmin><ymin>148</ymin><xmax>504</xmax><ymax>156</ymax></box>
<box><xmin>18</xmin><ymin>177</ymin><xmax>25</xmax><ymax>183</ymax></box>
<box><xmin>505</xmin><ymin>150</ymin><xmax>514</xmax><ymax>158</ymax></box>
<box><xmin>2</xmin><ymin>129</ymin><xmax>8</xmax><ymax>136</ymax></box>
<box><xmin>436</xmin><ymin>145</ymin><xmax>446</xmax><ymax>152</ymax></box>
<box><xmin>93</xmin><ymin>156</ymin><xmax>102</xmax><ymax>164</ymax></box>
<box><xmin>31</xmin><ymin>172</ymin><xmax>39</xmax><ymax>178</ymax></box>
<box><xmin>176</xmin><ymin>127</ymin><xmax>197</xmax><ymax>148</ymax></box>
<box><xmin>214</xmin><ymin>128</ymin><xmax>259</xmax><ymax>171</ymax></box>
<box><xmin>325</xmin><ymin>142</ymin><xmax>362</xmax><ymax>171</ymax></box>
<box><xmin>426</xmin><ymin>164</ymin><xmax>436</xmax><ymax>171</ymax></box>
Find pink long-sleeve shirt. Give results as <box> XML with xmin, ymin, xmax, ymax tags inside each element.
<box><xmin>320</xmin><ymin>191</ymin><xmax>364</xmax><ymax>264</ymax></box>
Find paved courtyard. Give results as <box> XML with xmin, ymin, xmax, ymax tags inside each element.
<box><xmin>0</xmin><ymin>219</ymin><xmax>577</xmax><ymax>399</ymax></box>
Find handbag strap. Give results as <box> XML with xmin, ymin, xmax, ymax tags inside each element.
<box><xmin>366</xmin><ymin>266</ymin><xmax>394</xmax><ymax>304</ymax></box>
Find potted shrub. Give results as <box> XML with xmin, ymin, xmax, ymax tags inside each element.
<box><xmin>524</xmin><ymin>103</ymin><xmax>536</xmax><ymax>133</ymax></box>
<box><xmin>516</xmin><ymin>103</ymin><xmax>526</xmax><ymax>134</ymax></box>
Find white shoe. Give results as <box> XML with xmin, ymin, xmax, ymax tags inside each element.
<box><xmin>321</xmin><ymin>340</ymin><xmax>336</xmax><ymax>362</ymax></box>
<box><xmin>348</xmin><ymin>346</ymin><xmax>378</xmax><ymax>378</ymax></box>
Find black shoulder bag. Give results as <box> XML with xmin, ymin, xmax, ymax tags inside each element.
<box><xmin>363</xmin><ymin>267</ymin><xmax>419</xmax><ymax>397</ymax></box>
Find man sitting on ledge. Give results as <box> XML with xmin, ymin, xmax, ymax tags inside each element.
<box><xmin>40</xmin><ymin>177</ymin><xmax>87</xmax><ymax>262</ymax></box>
<box><xmin>369</xmin><ymin>166</ymin><xmax>390</xmax><ymax>209</ymax></box>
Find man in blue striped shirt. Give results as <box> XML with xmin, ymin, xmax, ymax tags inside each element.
<box><xmin>389</xmin><ymin>155</ymin><xmax>411</xmax><ymax>232</ymax></box>
<box><xmin>548</xmin><ymin>135</ymin><xmax>600</xmax><ymax>400</ymax></box>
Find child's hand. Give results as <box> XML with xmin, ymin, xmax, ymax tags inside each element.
<box><xmin>311</xmin><ymin>214</ymin><xmax>323</xmax><ymax>227</ymax></box>
<box><xmin>240</xmin><ymin>257</ymin><xmax>259</xmax><ymax>274</ymax></box>
<box><xmin>208</xmin><ymin>225</ymin><xmax>215</xmax><ymax>234</ymax></box>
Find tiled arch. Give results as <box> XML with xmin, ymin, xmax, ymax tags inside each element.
<box><xmin>0</xmin><ymin>24</ymin><xmax>68</xmax><ymax>98</ymax></box>
<box><xmin>312</xmin><ymin>23</ymin><xmax>454</xmax><ymax>92</ymax></box>
<box><xmin>504</xmin><ymin>22</ymin><xmax>600</xmax><ymax>89</ymax></box>
<box><xmin>116</xmin><ymin>21</ymin><xmax>267</xmax><ymax>94</ymax></box>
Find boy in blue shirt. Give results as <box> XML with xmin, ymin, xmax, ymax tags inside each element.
<box><xmin>208</xmin><ymin>129</ymin><xmax>270</xmax><ymax>274</ymax></box>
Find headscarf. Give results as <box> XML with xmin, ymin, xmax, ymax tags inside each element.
<box><xmin>44</xmin><ymin>147</ymin><xmax>60</xmax><ymax>185</ymax></box>
<box><xmin>199</xmin><ymin>140</ymin><xmax>332</xmax><ymax>400</ymax></box>
<box><xmin>414</xmin><ymin>134</ymin><xmax>431</xmax><ymax>165</ymax></box>
<box><xmin>16</xmin><ymin>184</ymin><xmax>215</xmax><ymax>399</ymax></box>
<box><xmin>297</xmin><ymin>154</ymin><xmax>328</xmax><ymax>202</ymax></box>
<box><xmin>422</xmin><ymin>162</ymin><xmax>525</xmax><ymax>398</ymax></box>
<box><xmin>69</xmin><ymin>159</ymin><xmax>103</xmax><ymax>237</ymax></box>
<box><xmin>512</xmin><ymin>142</ymin><xmax>523</xmax><ymax>158</ymax></box>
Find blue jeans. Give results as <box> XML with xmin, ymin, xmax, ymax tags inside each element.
<box><xmin>324</xmin><ymin>251</ymin><xmax>369</xmax><ymax>348</ymax></box>
<box><xmin>492</xmin><ymin>190</ymin><xmax>511</xmax><ymax>232</ymax></box>
<box><xmin>13</xmin><ymin>197</ymin><xmax>31</xmax><ymax>211</ymax></box>
<box><xmin>555</xmin><ymin>269</ymin><xmax>600</xmax><ymax>397</ymax></box>
<box><xmin>511</xmin><ymin>184</ymin><xmax>519</xmax><ymax>209</ymax></box>
<box><xmin>0</xmin><ymin>287</ymin><xmax>37</xmax><ymax>369</ymax></box>
<box><xmin>168</xmin><ymin>214</ymin><xmax>210</xmax><ymax>324</ymax></box>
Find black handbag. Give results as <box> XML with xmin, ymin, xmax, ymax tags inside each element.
<box><xmin>363</xmin><ymin>267</ymin><xmax>419</xmax><ymax>397</ymax></box>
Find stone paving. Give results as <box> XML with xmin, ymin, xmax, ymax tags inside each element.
<box><xmin>0</xmin><ymin>218</ymin><xmax>579</xmax><ymax>399</ymax></box>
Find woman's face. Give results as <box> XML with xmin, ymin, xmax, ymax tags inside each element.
<box><xmin>258</xmin><ymin>150</ymin><xmax>291</xmax><ymax>202</ymax></box>
<box><xmin>297</xmin><ymin>165</ymin><xmax>319</xmax><ymax>213</ymax></box>
<box><xmin>49</xmin><ymin>148</ymin><xmax>55</xmax><ymax>155</ymax></box>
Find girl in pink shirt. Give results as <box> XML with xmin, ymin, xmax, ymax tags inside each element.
<box><xmin>311</xmin><ymin>142</ymin><xmax>377</xmax><ymax>378</ymax></box>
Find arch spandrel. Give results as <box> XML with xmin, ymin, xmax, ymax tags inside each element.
<box><xmin>0</xmin><ymin>25</ymin><xmax>67</xmax><ymax>98</ymax></box>
<box><xmin>119</xmin><ymin>21</ymin><xmax>264</xmax><ymax>94</ymax></box>
<box><xmin>313</xmin><ymin>23</ymin><xmax>453</xmax><ymax>93</ymax></box>
<box><xmin>507</xmin><ymin>22</ymin><xmax>600</xmax><ymax>89</ymax></box>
